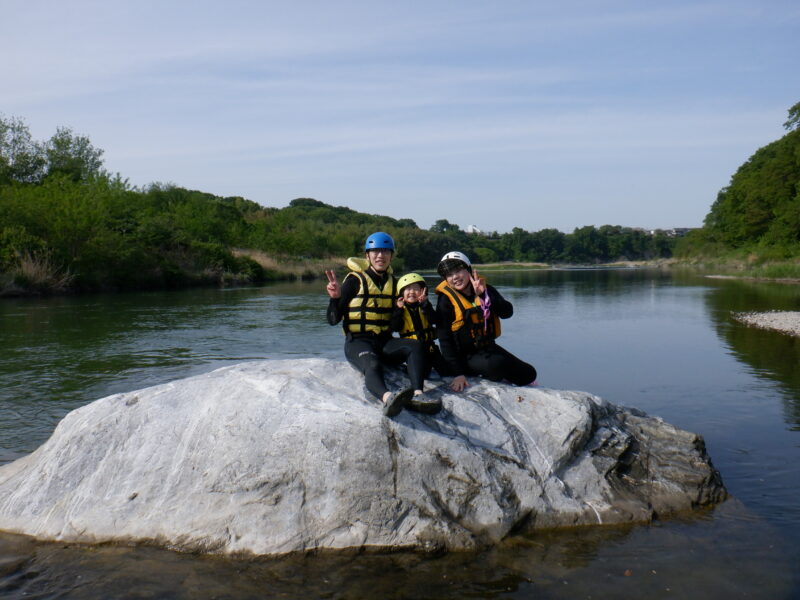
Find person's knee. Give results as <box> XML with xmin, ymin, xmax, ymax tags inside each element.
<box><xmin>506</xmin><ymin>361</ymin><xmax>536</xmax><ymax>386</ymax></box>
<box><xmin>468</xmin><ymin>353</ymin><xmax>505</xmax><ymax>381</ymax></box>
<box><xmin>349</xmin><ymin>348</ymin><xmax>382</xmax><ymax>374</ymax></box>
<box><xmin>485</xmin><ymin>354</ymin><xmax>509</xmax><ymax>380</ymax></box>
<box><xmin>362</xmin><ymin>352</ymin><xmax>383</xmax><ymax>372</ymax></box>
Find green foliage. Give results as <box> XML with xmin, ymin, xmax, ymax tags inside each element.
<box><xmin>0</xmin><ymin>225</ymin><xmax>46</xmax><ymax>268</ymax></box>
<box><xmin>0</xmin><ymin>115</ymin><xmax>105</xmax><ymax>185</ymax></box>
<box><xmin>754</xmin><ymin>261</ymin><xmax>800</xmax><ymax>279</ymax></box>
<box><xmin>784</xmin><ymin>101</ymin><xmax>800</xmax><ymax>131</ymax></box>
<box><xmin>430</xmin><ymin>219</ymin><xmax>459</xmax><ymax>234</ymax></box>
<box><xmin>1</xmin><ymin>118</ymin><xmax>682</xmax><ymax>294</ymax></box>
<box><xmin>704</xmin><ymin>129</ymin><xmax>800</xmax><ymax>247</ymax></box>
<box><xmin>472</xmin><ymin>246</ymin><xmax>498</xmax><ymax>264</ymax></box>
<box><xmin>0</xmin><ymin>115</ymin><xmax>46</xmax><ymax>185</ymax></box>
<box><xmin>695</xmin><ymin>102</ymin><xmax>800</xmax><ymax>257</ymax></box>
<box><xmin>46</xmin><ymin>127</ymin><xmax>105</xmax><ymax>182</ymax></box>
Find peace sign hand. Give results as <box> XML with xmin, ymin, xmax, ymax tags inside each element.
<box><xmin>325</xmin><ymin>270</ymin><xmax>341</xmax><ymax>299</ymax></box>
<box><xmin>470</xmin><ymin>269</ymin><xmax>486</xmax><ymax>296</ymax></box>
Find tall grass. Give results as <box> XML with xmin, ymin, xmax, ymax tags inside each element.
<box><xmin>748</xmin><ymin>262</ymin><xmax>800</xmax><ymax>280</ymax></box>
<box><xmin>1</xmin><ymin>253</ymin><xmax>74</xmax><ymax>296</ymax></box>
<box><xmin>232</xmin><ymin>249</ymin><xmax>346</xmax><ymax>280</ymax></box>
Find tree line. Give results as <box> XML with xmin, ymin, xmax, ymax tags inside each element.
<box><xmin>1</xmin><ymin>114</ymin><xmax>676</xmax><ymax>295</ymax></box>
<box><xmin>676</xmin><ymin>101</ymin><xmax>800</xmax><ymax>259</ymax></box>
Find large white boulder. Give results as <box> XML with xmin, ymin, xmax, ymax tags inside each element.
<box><xmin>0</xmin><ymin>359</ymin><xmax>725</xmax><ymax>555</ymax></box>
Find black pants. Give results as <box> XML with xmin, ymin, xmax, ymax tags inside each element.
<box><xmin>382</xmin><ymin>338</ymin><xmax>428</xmax><ymax>392</ymax></box>
<box><xmin>423</xmin><ymin>344</ymin><xmax>454</xmax><ymax>379</ymax></box>
<box><xmin>464</xmin><ymin>343</ymin><xmax>537</xmax><ymax>386</ymax></box>
<box><xmin>344</xmin><ymin>335</ymin><xmax>427</xmax><ymax>399</ymax></box>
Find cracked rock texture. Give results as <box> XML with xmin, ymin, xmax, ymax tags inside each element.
<box><xmin>0</xmin><ymin>359</ymin><xmax>726</xmax><ymax>555</ymax></box>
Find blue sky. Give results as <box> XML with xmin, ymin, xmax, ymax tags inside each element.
<box><xmin>3</xmin><ymin>1</ymin><xmax>798</xmax><ymax>233</ymax></box>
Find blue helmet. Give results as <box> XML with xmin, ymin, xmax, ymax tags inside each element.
<box><xmin>364</xmin><ymin>232</ymin><xmax>395</xmax><ymax>252</ymax></box>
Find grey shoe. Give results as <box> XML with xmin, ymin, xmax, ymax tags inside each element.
<box><xmin>383</xmin><ymin>388</ymin><xmax>414</xmax><ymax>417</ymax></box>
<box><xmin>407</xmin><ymin>393</ymin><xmax>443</xmax><ymax>415</ymax></box>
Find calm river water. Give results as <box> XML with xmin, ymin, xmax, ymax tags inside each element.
<box><xmin>1</xmin><ymin>269</ymin><xmax>799</xmax><ymax>599</ymax></box>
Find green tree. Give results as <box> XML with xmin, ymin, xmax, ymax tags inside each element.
<box><xmin>45</xmin><ymin>127</ymin><xmax>105</xmax><ymax>182</ymax></box>
<box><xmin>564</xmin><ymin>226</ymin><xmax>608</xmax><ymax>263</ymax></box>
<box><xmin>0</xmin><ymin>114</ymin><xmax>46</xmax><ymax>185</ymax></box>
<box><xmin>530</xmin><ymin>228</ymin><xmax>566</xmax><ymax>262</ymax></box>
<box><xmin>703</xmin><ymin>129</ymin><xmax>800</xmax><ymax>246</ymax></box>
<box><xmin>430</xmin><ymin>219</ymin><xmax>459</xmax><ymax>234</ymax></box>
<box><xmin>783</xmin><ymin>100</ymin><xmax>800</xmax><ymax>131</ymax></box>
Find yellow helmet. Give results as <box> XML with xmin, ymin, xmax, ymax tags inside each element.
<box><xmin>397</xmin><ymin>273</ymin><xmax>426</xmax><ymax>293</ymax></box>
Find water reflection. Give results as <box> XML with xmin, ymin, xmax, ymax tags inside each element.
<box><xmin>0</xmin><ymin>501</ymin><xmax>794</xmax><ymax>600</ymax></box>
<box><xmin>487</xmin><ymin>267</ymin><xmax>674</xmax><ymax>297</ymax></box>
<box><xmin>703</xmin><ymin>278</ymin><xmax>800</xmax><ymax>428</ymax></box>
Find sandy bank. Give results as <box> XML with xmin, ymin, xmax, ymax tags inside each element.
<box><xmin>733</xmin><ymin>311</ymin><xmax>800</xmax><ymax>336</ymax></box>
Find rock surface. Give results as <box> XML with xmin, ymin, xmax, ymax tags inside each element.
<box><xmin>0</xmin><ymin>359</ymin><xmax>726</xmax><ymax>555</ymax></box>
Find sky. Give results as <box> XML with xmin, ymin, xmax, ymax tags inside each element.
<box><xmin>2</xmin><ymin>1</ymin><xmax>799</xmax><ymax>234</ymax></box>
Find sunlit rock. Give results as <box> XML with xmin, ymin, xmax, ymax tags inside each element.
<box><xmin>0</xmin><ymin>358</ymin><xmax>725</xmax><ymax>555</ymax></box>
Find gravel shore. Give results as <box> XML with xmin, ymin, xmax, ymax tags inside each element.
<box><xmin>733</xmin><ymin>311</ymin><xmax>800</xmax><ymax>336</ymax></box>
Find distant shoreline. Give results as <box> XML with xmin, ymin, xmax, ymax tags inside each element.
<box><xmin>472</xmin><ymin>259</ymin><xmax>676</xmax><ymax>272</ymax></box>
<box><xmin>706</xmin><ymin>274</ymin><xmax>800</xmax><ymax>285</ymax></box>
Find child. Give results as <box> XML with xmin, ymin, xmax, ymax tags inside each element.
<box><xmin>390</xmin><ymin>273</ymin><xmax>449</xmax><ymax>413</ymax></box>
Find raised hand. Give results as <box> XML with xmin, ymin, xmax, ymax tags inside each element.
<box><xmin>325</xmin><ymin>270</ymin><xmax>341</xmax><ymax>299</ymax></box>
<box><xmin>470</xmin><ymin>269</ymin><xmax>486</xmax><ymax>296</ymax></box>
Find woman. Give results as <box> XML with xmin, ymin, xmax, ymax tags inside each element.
<box><xmin>325</xmin><ymin>232</ymin><xmax>425</xmax><ymax>416</ymax></box>
<box><xmin>435</xmin><ymin>251</ymin><xmax>537</xmax><ymax>392</ymax></box>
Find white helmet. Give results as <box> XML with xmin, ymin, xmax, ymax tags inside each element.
<box><xmin>437</xmin><ymin>251</ymin><xmax>471</xmax><ymax>277</ymax></box>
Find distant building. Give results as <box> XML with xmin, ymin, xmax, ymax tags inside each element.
<box><xmin>649</xmin><ymin>228</ymin><xmax>696</xmax><ymax>237</ymax></box>
<box><xmin>466</xmin><ymin>224</ymin><xmax>482</xmax><ymax>234</ymax></box>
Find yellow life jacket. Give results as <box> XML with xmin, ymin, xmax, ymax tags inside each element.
<box><xmin>398</xmin><ymin>304</ymin><xmax>436</xmax><ymax>344</ymax></box>
<box><xmin>435</xmin><ymin>278</ymin><xmax>501</xmax><ymax>348</ymax></box>
<box><xmin>344</xmin><ymin>257</ymin><xmax>396</xmax><ymax>335</ymax></box>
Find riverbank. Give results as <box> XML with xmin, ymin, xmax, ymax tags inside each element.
<box><xmin>0</xmin><ymin>251</ymin><xmax>347</xmax><ymax>298</ymax></box>
<box><xmin>231</xmin><ymin>249</ymin><xmax>346</xmax><ymax>280</ymax></box>
<box><xmin>678</xmin><ymin>255</ymin><xmax>800</xmax><ymax>281</ymax></box>
<box><xmin>468</xmin><ymin>258</ymin><xmax>677</xmax><ymax>272</ymax></box>
<box><xmin>733</xmin><ymin>311</ymin><xmax>800</xmax><ymax>337</ymax></box>
<box><xmin>6</xmin><ymin>254</ymin><xmax>798</xmax><ymax>298</ymax></box>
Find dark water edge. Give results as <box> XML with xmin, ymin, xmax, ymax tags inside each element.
<box><xmin>1</xmin><ymin>500</ymin><xmax>796</xmax><ymax>600</ymax></box>
<box><xmin>2</xmin><ymin>270</ymin><xmax>800</xmax><ymax>599</ymax></box>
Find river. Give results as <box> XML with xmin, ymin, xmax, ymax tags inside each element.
<box><xmin>1</xmin><ymin>268</ymin><xmax>799</xmax><ymax>599</ymax></box>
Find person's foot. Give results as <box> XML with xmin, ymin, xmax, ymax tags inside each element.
<box><xmin>383</xmin><ymin>388</ymin><xmax>414</xmax><ymax>417</ymax></box>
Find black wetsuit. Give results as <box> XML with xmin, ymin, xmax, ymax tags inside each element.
<box><xmin>390</xmin><ymin>300</ymin><xmax>453</xmax><ymax>382</ymax></box>
<box><xmin>436</xmin><ymin>284</ymin><xmax>536</xmax><ymax>386</ymax></box>
<box><xmin>327</xmin><ymin>268</ymin><xmax>427</xmax><ymax>398</ymax></box>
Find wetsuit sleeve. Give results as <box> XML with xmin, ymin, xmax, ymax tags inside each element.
<box><xmin>327</xmin><ymin>275</ymin><xmax>359</xmax><ymax>325</ymax></box>
<box><xmin>390</xmin><ymin>306</ymin><xmax>405</xmax><ymax>332</ymax></box>
<box><xmin>435</xmin><ymin>293</ymin><xmax>468</xmax><ymax>376</ymax></box>
<box><xmin>487</xmin><ymin>285</ymin><xmax>513</xmax><ymax>319</ymax></box>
